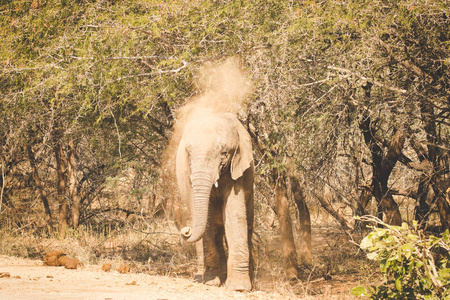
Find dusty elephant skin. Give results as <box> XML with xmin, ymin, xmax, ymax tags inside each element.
<box><xmin>176</xmin><ymin>109</ymin><xmax>254</xmax><ymax>292</ymax></box>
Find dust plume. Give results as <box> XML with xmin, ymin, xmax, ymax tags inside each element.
<box><xmin>173</xmin><ymin>57</ymin><xmax>252</xmax><ymax>131</ymax></box>
<box><xmin>159</xmin><ymin>58</ymin><xmax>253</xmax><ymax>228</ymax></box>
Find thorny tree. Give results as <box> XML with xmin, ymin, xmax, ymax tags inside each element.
<box><xmin>1</xmin><ymin>0</ymin><xmax>449</xmax><ymax>280</ymax></box>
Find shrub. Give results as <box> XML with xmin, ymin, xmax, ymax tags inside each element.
<box><xmin>352</xmin><ymin>217</ymin><xmax>450</xmax><ymax>299</ymax></box>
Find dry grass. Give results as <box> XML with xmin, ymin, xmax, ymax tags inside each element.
<box><xmin>0</xmin><ymin>214</ymin><xmax>196</xmax><ymax>276</ymax></box>
<box><xmin>0</xmin><ymin>196</ymin><xmax>377</xmax><ymax>299</ymax></box>
<box><xmin>0</xmin><ymin>218</ymin><xmax>371</xmax><ymax>298</ymax></box>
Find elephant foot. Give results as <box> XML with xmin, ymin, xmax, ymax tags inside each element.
<box><xmin>193</xmin><ymin>272</ymin><xmax>203</xmax><ymax>283</ymax></box>
<box><xmin>225</xmin><ymin>274</ymin><xmax>252</xmax><ymax>292</ymax></box>
<box><xmin>285</xmin><ymin>266</ymin><xmax>299</xmax><ymax>281</ymax></box>
<box><xmin>205</xmin><ymin>276</ymin><xmax>221</xmax><ymax>287</ymax></box>
<box><xmin>203</xmin><ymin>268</ymin><xmax>223</xmax><ymax>286</ymax></box>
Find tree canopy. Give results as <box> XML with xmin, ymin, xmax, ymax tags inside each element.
<box><xmin>1</xmin><ymin>0</ymin><xmax>449</xmax><ymax>242</ymax></box>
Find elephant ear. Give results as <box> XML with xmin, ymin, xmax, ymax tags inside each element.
<box><xmin>231</xmin><ymin>121</ymin><xmax>253</xmax><ymax>181</ymax></box>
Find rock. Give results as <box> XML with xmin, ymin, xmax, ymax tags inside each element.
<box><xmin>102</xmin><ymin>263</ymin><xmax>112</xmax><ymax>272</ymax></box>
<box><xmin>117</xmin><ymin>265</ymin><xmax>130</xmax><ymax>274</ymax></box>
<box><xmin>43</xmin><ymin>251</ymin><xmax>79</xmax><ymax>269</ymax></box>
<box><xmin>58</xmin><ymin>256</ymin><xmax>71</xmax><ymax>266</ymax></box>
<box><xmin>45</xmin><ymin>250</ymin><xmax>64</xmax><ymax>257</ymax></box>
<box><xmin>64</xmin><ymin>258</ymin><xmax>80</xmax><ymax>269</ymax></box>
<box><xmin>43</xmin><ymin>250</ymin><xmax>65</xmax><ymax>266</ymax></box>
<box><xmin>0</xmin><ymin>272</ymin><xmax>11</xmax><ymax>278</ymax></box>
<box><xmin>43</xmin><ymin>255</ymin><xmax>61</xmax><ymax>266</ymax></box>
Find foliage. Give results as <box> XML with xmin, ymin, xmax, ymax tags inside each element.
<box><xmin>0</xmin><ymin>0</ymin><xmax>449</xmax><ymax>232</ymax></box>
<box><xmin>0</xmin><ymin>1</ymin><xmax>449</xmax><ymax>298</ymax></box>
<box><xmin>352</xmin><ymin>217</ymin><xmax>450</xmax><ymax>299</ymax></box>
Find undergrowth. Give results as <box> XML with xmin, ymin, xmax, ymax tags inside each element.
<box><xmin>353</xmin><ymin>216</ymin><xmax>450</xmax><ymax>300</ymax></box>
<box><xmin>0</xmin><ymin>211</ymin><xmax>372</xmax><ymax>299</ymax></box>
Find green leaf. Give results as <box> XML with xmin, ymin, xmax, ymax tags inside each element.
<box><xmin>360</xmin><ymin>236</ymin><xmax>373</xmax><ymax>249</ymax></box>
<box><xmin>395</xmin><ymin>275</ymin><xmax>403</xmax><ymax>291</ymax></box>
<box><xmin>351</xmin><ymin>286</ymin><xmax>369</xmax><ymax>297</ymax></box>
<box><xmin>438</xmin><ymin>268</ymin><xmax>450</xmax><ymax>280</ymax></box>
<box><xmin>407</xmin><ymin>234</ymin><xmax>418</xmax><ymax>241</ymax></box>
<box><xmin>376</xmin><ymin>229</ymin><xmax>389</xmax><ymax>237</ymax></box>
<box><xmin>367</xmin><ymin>251</ymin><xmax>378</xmax><ymax>260</ymax></box>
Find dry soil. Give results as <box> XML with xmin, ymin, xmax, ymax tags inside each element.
<box><xmin>0</xmin><ymin>255</ymin><xmax>292</xmax><ymax>300</ymax></box>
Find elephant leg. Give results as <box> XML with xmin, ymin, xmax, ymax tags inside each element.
<box><xmin>247</xmin><ymin>192</ymin><xmax>255</xmax><ymax>283</ymax></box>
<box><xmin>224</xmin><ymin>193</ymin><xmax>252</xmax><ymax>292</ymax></box>
<box><xmin>193</xmin><ymin>241</ymin><xmax>204</xmax><ymax>283</ymax></box>
<box><xmin>214</xmin><ymin>224</ymin><xmax>227</xmax><ymax>284</ymax></box>
<box><xmin>202</xmin><ymin>223</ymin><xmax>225</xmax><ymax>286</ymax></box>
<box><xmin>193</xmin><ymin>232</ymin><xmax>221</xmax><ymax>285</ymax></box>
<box><xmin>204</xmin><ymin>198</ymin><xmax>228</xmax><ymax>286</ymax></box>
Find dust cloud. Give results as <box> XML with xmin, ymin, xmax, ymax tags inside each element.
<box><xmin>159</xmin><ymin>58</ymin><xmax>253</xmax><ymax>228</ymax></box>
<box><xmin>173</xmin><ymin>57</ymin><xmax>253</xmax><ymax>139</ymax></box>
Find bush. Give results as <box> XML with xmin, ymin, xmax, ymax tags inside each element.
<box><xmin>352</xmin><ymin>217</ymin><xmax>450</xmax><ymax>299</ymax></box>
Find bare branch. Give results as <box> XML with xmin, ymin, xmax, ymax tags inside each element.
<box><xmin>327</xmin><ymin>65</ymin><xmax>408</xmax><ymax>94</ymax></box>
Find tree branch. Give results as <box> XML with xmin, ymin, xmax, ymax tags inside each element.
<box><xmin>327</xmin><ymin>65</ymin><xmax>408</xmax><ymax>94</ymax></box>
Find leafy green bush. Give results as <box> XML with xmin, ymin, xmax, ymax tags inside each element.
<box><xmin>352</xmin><ymin>217</ymin><xmax>450</xmax><ymax>299</ymax></box>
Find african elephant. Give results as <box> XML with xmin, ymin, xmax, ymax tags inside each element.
<box><xmin>176</xmin><ymin>109</ymin><xmax>254</xmax><ymax>292</ymax></box>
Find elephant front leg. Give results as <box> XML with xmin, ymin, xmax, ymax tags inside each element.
<box><xmin>224</xmin><ymin>197</ymin><xmax>252</xmax><ymax>292</ymax></box>
<box><xmin>194</xmin><ymin>217</ymin><xmax>226</xmax><ymax>286</ymax></box>
<box><xmin>203</xmin><ymin>224</ymin><xmax>226</xmax><ymax>286</ymax></box>
<box><xmin>193</xmin><ymin>241</ymin><xmax>204</xmax><ymax>283</ymax></box>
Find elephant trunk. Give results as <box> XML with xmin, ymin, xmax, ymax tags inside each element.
<box><xmin>180</xmin><ymin>169</ymin><xmax>214</xmax><ymax>243</ymax></box>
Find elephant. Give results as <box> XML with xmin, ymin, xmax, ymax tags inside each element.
<box><xmin>175</xmin><ymin>108</ymin><xmax>254</xmax><ymax>292</ymax></box>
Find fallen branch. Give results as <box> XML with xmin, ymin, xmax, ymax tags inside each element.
<box><xmin>310</xmin><ymin>189</ymin><xmax>353</xmax><ymax>232</ymax></box>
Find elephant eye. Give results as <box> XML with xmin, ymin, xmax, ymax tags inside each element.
<box><xmin>219</xmin><ymin>151</ymin><xmax>228</xmax><ymax>170</ymax></box>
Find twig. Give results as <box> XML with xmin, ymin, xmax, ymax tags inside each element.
<box><xmin>0</xmin><ymin>159</ymin><xmax>4</xmax><ymax>213</ymax></box>
<box><xmin>68</xmin><ymin>55</ymin><xmax>173</xmax><ymax>61</ymax></box>
<box><xmin>13</xmin><ymin>220</ymin><xmax>36</xmax><ymax>233</ymax></box>
<box><xmin>295</xmin><ymin>76</ymin><xmax>331</xmax><ymax>88</ymax></box>
<box><xmin>1</xmin><ymin>64</ymin><xmax>62</xmax><ymax>73</ymax></box>
<box><xmin>129</xmin><ymin>227</ymin><xmax>178</xmax><ymax>236</ymax></box>
<box><xmin>327</xmin><ymin>65</ymin><xmax>408</xmax><ymax>94</ymax></box>
<box><xmin>109</xmin><ymin>109</ymin><xmax>122</xmax><ymax>161</ymax></box>
<box><xmin>98</xmin><ymin>60</ymin><xmax>189</xmax><ymax>87</ymax></box>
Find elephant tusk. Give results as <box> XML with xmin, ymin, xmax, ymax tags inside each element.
<box><xmin>214</xmin><ymin>181</ymin><xmax>218</xmax><ymax>188</ymax></box>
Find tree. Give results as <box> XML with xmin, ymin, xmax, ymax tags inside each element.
<box><xmin>1</xmin><ymin>0</ymin><xmax>449</xmax><ymax>283</ymax></box>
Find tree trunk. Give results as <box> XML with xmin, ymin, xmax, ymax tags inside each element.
<box><xmin>416</xmin><ymin>98</ymin><xmax>450</xmax><ymax>230</ymax></box>
<box><xmin>359</xmin><ymin>111</ymin><xmax>402</xmax><ymax>226</ymax></box>
<box><xmin>437</xmin><ymin>188</ymin><xmax>450</xmax><ymax>230</ymax></box>
<box><xmin>0</xmin><ymin>156</ymin><xmax>15</xmax><ymax>210</ymax></box>
<box><xmin>67</xmin><ymin>138</ymin><xmax>81</xmax><ymax>229</ymax></box>
<box><xmin>53</xmin><ymin>137</ymin><xmax>68</xmax><ymax>234</ymax></box>
<box><xmin>371</xmin><ymin>180</ymin><xmax>402</xmax><ymax>226</ymax></box>
<box><xmin>358</xmin><ymin>83</ymin><xmax>402</xmax><ymax>225</ymax></box>
<box><xmin>272</xmin><ymin>174</ymin><xmax>298</xmax><ymax>280</ymax></box>
<box><xmin>27</xmin><ymin>143</ymin><xmax>53</xmax><ymax>228</ymax></box>
<box><xmin>414</xmin><ymin>176</ymin><xmax>433</xmax><ymax>228</ymax></box>
<box><xmin>246</xmin><ymin>123</ymin><xmax>300</xmax><ymax>279</ymax></box>
<box><xmin>355</xmin><ymin>188</ymin><xmax>372</xmax><ymax>231</ymax></box>
<box><xmin>289</xmin><ymin>175</ymin><xmax>311</xmax><ymax>264</ymax></box>
<box><xmin>0</xmin><ymin>158</ymin><xmax>5</xmax><ymax>213</ymax></box>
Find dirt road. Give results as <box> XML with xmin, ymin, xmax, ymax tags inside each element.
<box><xmin>0</xmin><ymin>255</ymin><xmax>292</xmax><ymax>300</ymax></box>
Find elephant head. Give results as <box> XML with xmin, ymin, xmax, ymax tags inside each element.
<box><xmin>176</xmin><ymin>112</ymin><xmax>253</xmax><ymax>243</ymax></box>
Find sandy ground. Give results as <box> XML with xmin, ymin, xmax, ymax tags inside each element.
<box><xmin>0</xmin><ymin>255</ymin><xmax>292</xmax><ymax>300</ymax></box>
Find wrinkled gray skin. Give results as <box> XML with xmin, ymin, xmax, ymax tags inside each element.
<box><xmin>176</xmin><ymin>111</ymin><xmax>254</xmax><ymax>292</ymax></box>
